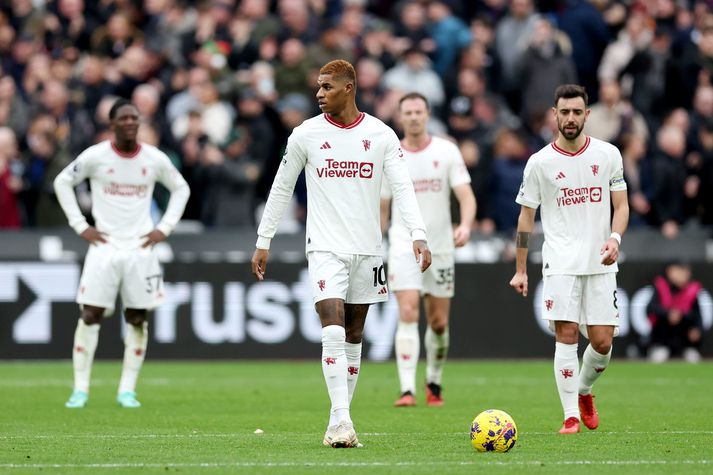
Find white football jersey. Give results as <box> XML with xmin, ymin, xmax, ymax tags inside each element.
<box><xmin>54</xmin><ymin>141</ymin><xmax>190</xmax><ymax>248</ymax></box>
<box><xmin>257</xmin><ymin>112</ymin><xmax>426</xmax><ymax>255</ymax></box>
<box><xmin>516</xmin><ymin>136</ymin><xmax>627</xmax><ymax>275</ymax></box>
<box><xmin>383</xmin><ymin>136</ymin><xmax>471</xmax><ymax>254</ymax></box>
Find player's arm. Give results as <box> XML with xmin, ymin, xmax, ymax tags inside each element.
<box><xmin>382</xmin><ymin>132</ymin><xmax>430</xmax><ymax>271</ymax></box>
<box><xmin>53</xmin><ymin>151</ymin><xmax>106</xmax><ymax>244</ymax></box>
<box><xmin>509</xmin><ymin>206</ymin><xmax>536</xmax><ymax>297</ymax></box>
<box><xmin>452</xmin><ymin>183</ymin><xmax>476</xmax><ymax>247</ymax></box>
<box><xmin>601</xmin><ymin>190</ymin><xmax>629</xmax><ymax>265</ymax></box>
<box><xmin>252</xmin><ymin>134</ymin><xmax>307</xmax><ymax>280</ymax></box>
<box><xmin>146</xmin><ymin>153</ymin><xmax>191</xmax><ymax>247</ymax></box>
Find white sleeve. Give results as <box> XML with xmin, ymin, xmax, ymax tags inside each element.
<box><xmin>53</xmin><ymin>150</ymin><xmax>94</xmax><ymax>235</ymax></box>
<box><xmin>383</xmin><ymin>131</ymin><xmax>426</xmax><ymax>242</ymax></box>
<box><xmin>609</xmin><ymin>147</ymin><xmax>627</xmax><ymax>191</ymax></box>
<box><xmin>515</xmin><ymin>155</ymin><xmax>541</xmax><ymax>209</ymax></box>
<box><xmin>448</xmin><ymin>142</ymin><xmax>471</xmax><ymax>188</ymax></box>
<box><xmin>255</xmin><ymin>132</ymin><xmax>308</xmax><ymax>249</ymax></box>
<box><xmin>155</xmin><ymin>153</ymin><xmax>190</xmax><ymax>237</ymax></box>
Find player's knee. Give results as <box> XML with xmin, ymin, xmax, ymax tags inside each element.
<box><xmin>81</xmin><ymin>307</ymin><xmax>103</xmax><ymax>325</ymax></box>
<box><xmin>591</xmin><ymin>340</ymin><xmax>612</xmax><ymax>355</ymax></box>
<box><xmin>345</xmin><ymin>327</ymin><xmax>363</xmax><ymax>343</ymax></box>
<box><xmin>124</xmin><ymin>309</ymin><xmax>148</xmax><ymax>326</ymax></box>
<box><xmin>430</xmin><ymin>320</ymin><xmax>448</xmax><ymax>335</ymax></box>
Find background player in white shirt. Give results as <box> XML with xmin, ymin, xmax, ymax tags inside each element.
<box><xmin>251</xmin><ymin>60</ymin><xmax>431</xmax><ymax>448</ymax></box>
<box><xmin>54</xmin><ymin>99</ymin><xmax>190</xmax><ymax>409</ymax></box>
<box><xmin>509</xmin><ymin>85</ymin><xmax>629</xmax><ymax>434</ymax></box>
<box><xmin>380</xmin><ymin>93</ymin><xmax>475</xmax><ymax>408</ymax></box>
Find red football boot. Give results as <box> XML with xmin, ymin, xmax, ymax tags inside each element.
<box><xmin>559</xmin><ymin>417</ymin><xmax>581</xmax><ymax>434</ymax></box>
<box><xmin>579</xmin><ymin>393</ymin><xmax>599</xmax><ymax>430</ymax></box>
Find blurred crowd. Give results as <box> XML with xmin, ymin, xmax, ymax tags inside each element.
<box><xmin>1</xmin><ymin>0</ymin><xmax>713</xmax><ymax>237</ymax></box>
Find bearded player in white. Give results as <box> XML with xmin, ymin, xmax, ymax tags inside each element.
<box><xmin>381</xmin><ymin>93</ymin><xmax>475</xmax><ymax>407</ymax></box>
<box><xmin>251</xmin><ymin>60</ymin><xmax>431</xmax><ymax>448</ymax></box>
<box><xmin>510</xmin><ymin>84</ymin><xmax>629</xmax><ymax>434</ymax></box>
<box><xmin>54</xmin><ymin>99</ymin><xmax>190</xmax><ymax>409</ymax></box>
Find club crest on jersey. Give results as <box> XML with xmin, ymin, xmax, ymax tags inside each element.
<box><xmin>318</xmin><ymin>279</ymin><xmax>326</xmax><ymax>291</ymax></box>
<box><xmin>591</xmin><ymin>164</ymin><xmax>599</xmax><ymax>176</ymax></box>
<box><xmin>362</xmin><ymin>139</ymin><xmax>371</xmax><ymax>151</ymax></box>
<box><xmin>545</xmin><ymin>299</ymin><xmax>554</xmax><ymax>311</ymax></box>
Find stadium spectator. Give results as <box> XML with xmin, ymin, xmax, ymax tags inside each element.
<box><xmin>597</xmin><ymin>11</ymin><xmax>652</xmax><ymax>83</ymax></box>
<box><xmin>54</xmin><ymin>99</ymin><xmax>189</xmax><ymax>410</ymax></box>
<box><xmin>585</xmin><ymin>79</ymin><xmax>648</xmax><ymax>147</ymax></box>
<box><xmin>0</xmin><ymin>126</ymin><xmax>22</xmax><ymax>228</ymax></box>
<box><xmin>519</xmin><ymin>17</ymin><xmax>577</xmax><ymax>121</ymax></box>
<box><xmin>647</xmin><ymin>125</ymin><xmax>688</xmax><ymax>239</ymax></box>
<box><xmin>620</xmin><ymin>132</ymin><xmax>651</xmax><ymax>227</ymax></box>
<box><xmin>510</xmin><ymin>84</ymin><xmax>629</xmax><ymax>435</ymax></box>
<box><xmin>383</xmin><ymin>92</ymin><xmax>475</xmax><ymax>408</ymax></box>
<box><xmin>647</xmin><ymin>261</ymin><xmax>705</xmax><ymax>363</ymax></box>
<box><xmin>425</xmin><ymin>0</ymin><xmax>472</xmax><ymax>78</ymax></box>
<box><xmin>382</xmin><ymin>47</ymin><xmax>445</xmax><ymax>112</ymax></box>
<box><xmin>252</xmin><ymin>60</ymin><xmax>430</xmax><ymax>448</ymax></box>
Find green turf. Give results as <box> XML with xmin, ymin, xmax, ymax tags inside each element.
<box><xmin>0</xmin><ymin>360</ymin><xmax>711</xmax><ymax>474</ymax></box>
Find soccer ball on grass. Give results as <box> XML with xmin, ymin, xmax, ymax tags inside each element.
<box><xmin>470</xmin><ymin>409</ymin><xmax>517</xmax><ymax>452</ymax></box>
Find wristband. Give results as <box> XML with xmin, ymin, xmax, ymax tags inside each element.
<box><xmin>610</xmin><ymin>232</ymin><xmax>621</xmax><ymax>245</ymax></box>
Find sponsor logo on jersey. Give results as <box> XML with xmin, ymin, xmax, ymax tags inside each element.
<box><xmin>412</xmin><ymin>178</ymin><xmax>443</xmax><ymax>192</ymax></box>
<box><xmin>103</xmin><ymin>182</ymin><xmax>149</xmax><ymax>198</ymax></box>
<box><xmin>317</xmin><ymin>159</ymin><xmax>374</xmax><ymax>179</ymax></box>
<box><xmin>556</xmin><ymin>186</ymin><xmax>602</xmax><ymax>207</ymax></box>
<box><xmin>555</xmin><ymin>171</ymin><xmax>566</xmax><ymax>180</ymax></box>
<box><xmin>320</xmin><ymin>142</ymin><xmax>331</xmax><ymax>149</ymax></box>
<box><xmin>362</xmin><ymin>139</ymin><xmax>371</xmax><ymax>151</ymax></box>
<box><xmin>377</xmin><ymin>286</ymin><xmax>388</xmax><ymax>295</ymax></box>
<box><xmin>591</xmin><ymin>164</ymin><xmax>599</xmax><ymax>176</ymax></box>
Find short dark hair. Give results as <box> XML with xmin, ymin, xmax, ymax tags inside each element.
<box><xmin>399</xmin><ymin>92</ymin><xmax>430</xmax><ymax>110</ymax></box>
<box><xmin>109</xmin><ymin>98</ymin><xmax>135</xmax><ymax>120</ymax></box>
<box><xmin>319</xmin><ymin>60</ymin><xmax>356</xmax><ymax>86</ymax></box>
<box><xmin>554</xmin><ymin>84</ymin><xmax>588</xmax><ymax>107</ymax></box>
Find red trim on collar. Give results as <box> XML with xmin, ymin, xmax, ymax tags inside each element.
<box><xmin>111</xmin><ymin>142</ymin><xmax>142</xmax><ymax>158</ymax></box>
<box><xmin>400</xmin><ymin>136</ymin><xmax>432</xmax><ymax>153</ymax></box>
<box><xmin>324</xmin><ymin>112</ymin><xmax>365</xmax><ymax>129</ymax></box>
<box><xmin>551</xmin><ymin>136</ymin><xmax>591</xmax><ymax>157</ymax></box>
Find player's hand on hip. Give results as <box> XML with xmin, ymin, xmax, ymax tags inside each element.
<box><xmin>509</xmin><ymin>272</ymin><xmax>528</xmax><ymax>297</ymax></box>
<box><xmin>252</xmin><ymin>248</ymin><xmax>269</xmax><ymax>281</ymax></box>
<box><xmin>453</xmin><ymin>224</ymin><xmax>471</xmax><ymax>248</ymax></box>
<box><xmin>600</xmin><ymin>238</ymin><xmax>619</xmax><ymax>266</ymax></box>
<box><xmin>80</xmin><ymin>227</ymin><xmax>108</xmax><ymax>245</ymax></box>
<box><xmin>413</xmin><ymin>240</ymin><xmax>432</xmax><ymax>272</ymax></box>
<box><xmin>141</xmin><ymin>229</ymin><xmax>167</xmax><ymax>248</ymax></box>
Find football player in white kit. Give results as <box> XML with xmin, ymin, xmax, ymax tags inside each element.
<box><xmin>251</xmin><ymin>60</ymin><xmax>431</xmax><ymax>448</ymax></box>
<box><xmin>381</xmin><ymin>93</ymin><xmax>475</xmax><ymax>407</ymax></box>
<box><xmin>54</xmin><ymin>99</ymin><xmax>190</xmax><ymax>409</ymax></box>
<box><xmin>509</xmin><ymin>85</ymin><xmax>629</xmax><ymax>434</ymax></box>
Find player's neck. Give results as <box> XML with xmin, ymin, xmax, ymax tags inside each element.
<box><xmin>403</xmin><ymin>133</ymin><xmax>430</xmax><ymax>151</ymax></box>
<box><xmin>327</xmin><ymin>103</ymin><xmax>360</xmax><ymax>126</ymax></box>
<box><xmin>113</xmin><ymin>139</ymin><xmax>138</xmax><ymax>154</ymax></box>
<box><xmin>554</xmin><ymin>134</ymin><xmax>588</xmax><ymax>154</ymax></box>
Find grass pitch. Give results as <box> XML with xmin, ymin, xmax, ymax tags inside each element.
<box><xmin>0</xmin><ymin>360</ymin><xmax>711</xmax><ymax>474</ymax></box>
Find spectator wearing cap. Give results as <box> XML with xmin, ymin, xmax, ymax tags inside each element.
<box><xmin>426</xmin><ymin>0</ymin><xmax>472</xmax><ymax>78</ymax></box>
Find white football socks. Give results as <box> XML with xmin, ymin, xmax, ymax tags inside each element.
<box><xmin>554</xmin><ymin>342</ymin><xmax>580</xmax><ymax>420</ymax></box>
<box><xmin>425</xmin><ymin>326</ymin><xmax>449</xmax><ymax>386</ymax></box>
<box><xmin>118</xmin><ymin>321</ymin><xmax>148</xmax><ymax>394</ymax></box>
<box><xmin>72</xmin><ymin>318</ymin><xmax>100</xmax><ymax>393</ymax></box>
<box><xmin>395</xmin><ymin>321</ymin><xmax>419</xmax><ymax>394</ymax></box>
<box><xmin>322</xmin><ymin>325</ymin><xmax>350</xmax><ymax>426</ymax></box>
<box><xmin>579</xmin><ymin>344</ymin><xmax>611</xmax><ymax>395</ymax></box>
<box><xmin>345</xmin><ymin>341</ymin><xmax>362</xmax><ymax>403</ymax></box>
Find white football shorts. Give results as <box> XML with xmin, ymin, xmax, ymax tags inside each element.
<box><xmin>387</xmin><ymin>252</ymin><xmax>454</xmax><ymax>298</ymax></box>
<box><xmin>307</xmin><ymin>251</ymin><xmax>389</xmax><ymax>304</ymax></box>
<box><xmin>77</xmin><ymin>242</ymin><xmax>164</xmax><ymax>315</ymax></box>
<box><xmin>541</xmin><ymin>273</ymin><xmax>620</xmax><ymax>337</ymax></box>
